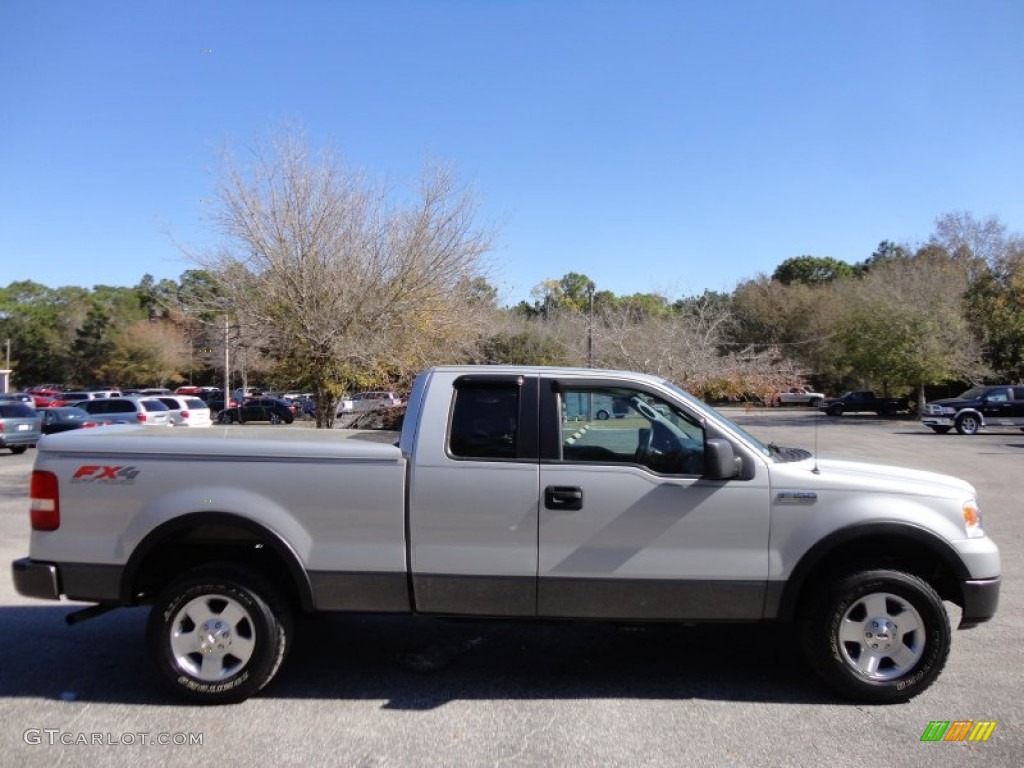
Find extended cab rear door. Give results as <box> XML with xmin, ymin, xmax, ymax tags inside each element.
<box><xmin>407</xmin><ymin>373</ymin><xmax>540</xmax><ymax>616</ymax></box>
<box><xmin>537</xmin><ymin>377</ymin><xmax>770</xmax><ymax>620</ymax></box>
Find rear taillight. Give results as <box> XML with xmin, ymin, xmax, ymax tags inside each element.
<box><xmin>137</xmin><ymin>412</ymin><xmax>147</xmax><ymax>423</ymax></box>
<box><xmin>30</xmin><ymin>470</ymin><xmax>60</xmax><ymax>531</ymax></box>
<box><xmin>181</xmin><ymin>410</ymin><xmax>189</xmax><ymax>418</ymax></box>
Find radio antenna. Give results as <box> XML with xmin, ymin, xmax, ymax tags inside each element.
<box><xmin>812</xmin><ymin>408</ymin><xmax>821</xmax><ymax>474</ymax></box>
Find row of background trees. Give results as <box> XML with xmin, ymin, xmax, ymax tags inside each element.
<box><xmin>2</xmin><ymin>133</ymin><xmax>1022</xmax><ymax>427</ymax></box>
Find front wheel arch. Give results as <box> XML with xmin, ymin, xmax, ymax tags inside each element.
<box><xmin>774</xmin><ymin>525</ymin><xmax>970</xmax><ymax>624</ymax></box>
<box><xmin>955</xmin><ymin>411</ymin><xmax>982</xmax><ymax>435</ymax></box>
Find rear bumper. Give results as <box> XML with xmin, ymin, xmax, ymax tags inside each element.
<box><xmin>0</xmin><ymin>432</ymin><xmax>41</xmax><ymax>447</ymax></box>
<box><xmin>12</xmin><ymin>557</ymin><xmax>124</xmax><ymax>602</ymax></box>
<box><xmin>959</xmin><ymin>576</ymin><xmax>1000</xmax><ymax>628</ymax></box>
<box><xmin>12</xmin><ymin>558</ymin><xmax>60</xmax><ymax>600</ymax></box>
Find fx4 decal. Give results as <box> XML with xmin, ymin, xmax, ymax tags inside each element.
<box><xmin>71</xmin><ymin>465</ymin><xmax>141</xmax><ymax>484</ymax></box>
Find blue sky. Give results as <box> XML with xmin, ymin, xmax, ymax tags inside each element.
<box><xmin>3</xmin><ymin>1</ymin><xmax>1022</xmax><ymax>305</ymax></box>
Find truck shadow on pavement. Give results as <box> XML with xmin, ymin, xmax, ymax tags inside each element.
<box><xmin>0</xmin><ymin>606</ymin><xmax>836</xmax><ymax>708</ymax></box>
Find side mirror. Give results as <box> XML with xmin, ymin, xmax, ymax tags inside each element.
<box><xmin>705</xmin><ymin>439</ymin><xmax>742</xmax><ymax>480</ymax></box>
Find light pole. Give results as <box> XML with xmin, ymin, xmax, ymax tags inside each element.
<box><xmin>587</xmin><ymin>281</ymin><xmax>595</xmax><ymax>368</ymax></box>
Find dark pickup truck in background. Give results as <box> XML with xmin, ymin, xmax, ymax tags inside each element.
<box><xmin>921</xmin><ymin>385</ymin><xmax>1024</xmax><ymax>435</ymax></box>
<box><xmin>819</xmin><ymin>391</ymin><xmax>911</xmax><ymax>417</ymax></box>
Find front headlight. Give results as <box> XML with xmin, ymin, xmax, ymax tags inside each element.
<box><xmin>963</xmin><ymin>499</ymin><xmax>985</xmax><ymax>538</ymax></box>
<box><xmin>942</xmin><ymin>406</ymin><xmax>957</xmax><ymax>415</ymax></box>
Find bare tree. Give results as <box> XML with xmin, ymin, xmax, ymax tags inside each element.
<box><xmin>200</xmin><ymin>129</ymin><xmax>493</xmax><ymax>426</ymax></box>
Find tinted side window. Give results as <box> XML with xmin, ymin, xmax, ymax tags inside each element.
<box><xmin>106</xmin><ymin>401</ymin><xmax>135</xmax><ymax>414</ymax></box>
<box><xmin>449</xmin><ymin>384</ymin><xmax>519</xmax><ymax>459</ymax></box>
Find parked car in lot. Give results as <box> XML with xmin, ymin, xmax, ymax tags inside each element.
<box><xmin>770</xmin><ymin>387</ymin><xmax>825</xmax><ymax>407</ymax></box>
<box><xmin>217</xmin><ymin>397</ymin><xmax>295</xmax><ymax>424</ymax></box>
<box><xmin>155</xmin><ymin>396</ymin><xmax>213</xmax><ymax>428</ymax></box>
<box><xmin>49</xmin><ymin>391</ymin><xmax>100</xmax><ymax>407</ymax></box>
<box><xmin>922</xmin><ymin>385</ymin><xmax>1024</xmax><ymax>435</ymax></box>
<box><xmin>40</xmin><ymin>407</ymin><xmax>111</xmax><ymax>434</ymax></box>
<box><xmin>351</xmin><ymin>390</ymin><xmax>402</xmax><ymax>412</ymax></box>
<box><xmin>202</xmin><ymin>393</ymin><xmax>238</xmax><ymax>414</ymax></box>
<box><xmin>0</xmin><ymin>392</ymin><xmax>36</xmax><ymax>408</ymax></box>
<box><xmin>0</xmin><ymin>402</ymin><xmax>42</xmax><ymax>453</ymax></box>
<box><xmin>73</xmin><ymin>396</ymin><xmax>172</xmax><ymax>426</ymax></box>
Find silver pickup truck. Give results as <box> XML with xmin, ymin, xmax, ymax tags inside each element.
<box><xmin>12</xmin><ymin>366</ymin><xmax>1000</xmax><ymax>704</ymax></box>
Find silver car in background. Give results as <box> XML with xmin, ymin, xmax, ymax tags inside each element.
<box><xmin>72</xmin><ymin>396</ymin><xmax>172</xmax><ymax>426</ymax></box>
<box><xmin>156</xmin><ymin>396</ymin><xmax>213</xmax><ymax>427</ymax></box>
<box><xmin>0</xmin><ymin>402</ymin><xmax>42</xmax><ymax>454</ymax></box>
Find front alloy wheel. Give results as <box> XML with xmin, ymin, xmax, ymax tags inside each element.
<box><xmin>955</xmin><ymin>413</ymin><xmax>981</xmax><ymax>435</ymax></box>
<box><xmin>801</xmin><ymin>569</ymin><xmax>950</xmax><ymax>703</ymax></box>
<box><xmin>148</xmin><ymin>565</ymin><xmax>291</xmax><ymax>704</ymax></box>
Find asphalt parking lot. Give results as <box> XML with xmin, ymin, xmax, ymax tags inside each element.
<box><xmin>0</xmin><ymin>409</ymin><xmax>1020</xmax><ymax>767</ymax></box>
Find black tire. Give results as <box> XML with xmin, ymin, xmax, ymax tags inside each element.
<box><xmin>217</xmin><ymin>411</ymin><xmax>231</xmax><ymax>425</ymax></box>
<box><xmin>929</xmin><ymin>426</ymin><xmax>952</xmax><ymax>435</ymax></box>
<box><xmin>10</xmin><ymin>446</ymin><xmax>28</xmax><ymax>454</ymax></box>
<box><xmin>826</xmin><ymin>404</ymin><xmax>843</xmax><ymax>417</ymax></box>
<box><xmin>147</xmin><ymin>565</ymin><xmax>292</xmax><ymax>704</ymax></box>
<box><xmin>595</xmin><ymin>409</ymin><xmax>610</xmax><ymax>420</ymax></box>
<box><xmin>800</xmin><ymin>569</ymin><xmax>950</xmax><ymax>703</ymax></box>
<box><xmin>955</xmin><ymin>413</ymin><xmax>981</xmax><ymax>435</ymax></box>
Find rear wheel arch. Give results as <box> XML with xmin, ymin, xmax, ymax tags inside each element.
<box><xmin>123</xmin><ymin>512</ymin><xmax>314</xmax><ymax>612</ymax></box>
<box><xmin>775</xmin><ymin>524</ymin><xmax>970</xmax><ymax>623</ymax></box>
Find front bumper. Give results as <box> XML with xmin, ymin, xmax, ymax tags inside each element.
<box><xmin>959</xmin><ymin>576</ymin><xmax>1001</xmax><ymax>628</ymax></box>
<box><xmin>922</xmin><ymin>417</ymin><xmax>955</xmax><ymax>427</ymax></box>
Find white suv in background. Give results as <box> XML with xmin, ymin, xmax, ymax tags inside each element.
<box><xmin>155</xmin><ymin>396</ymin><xmax>212</xmax><ymax>428</ymax></box>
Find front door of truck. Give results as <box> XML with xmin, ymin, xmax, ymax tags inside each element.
<box><xmin>537</xmin><ymin>380</ymin><xmax>770</xmax><ymax>620</ymax></box>
<box><xmin>408</xmin><ymin>374</ymin><xmax>540</xmax><ymax>616</ymax></box>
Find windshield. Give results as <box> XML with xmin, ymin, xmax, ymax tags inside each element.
<box><xmin>958</xmin><ymin>387</ymin><xmax>986</xmax><ymax>400</ymax></box>
<box><xmin>660</xmin><ymin>380</ymin><xmax>773</xmax><ymax>458</ymax></box>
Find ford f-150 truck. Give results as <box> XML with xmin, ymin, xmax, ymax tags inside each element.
<box><xmin>12</xmin><ymin>366</ymin><xmax>1000</xmax><ymax>704</ymax></box>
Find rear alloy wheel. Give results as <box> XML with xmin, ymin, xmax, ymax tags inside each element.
<box><xmin>595</xmin><ymin>410</ymin><xmax>610</xmax><ymax>420</ymax></box>
<box><xmin>801</xmin><ymin>569</ymin><xmax>949</xmax><ymax>703</ymax></box>
<box><xmin>270</xmin><ymin>413</ymin><xmax>282</xmax><ymax>425</ymax></box>
<box><xmin>955</xmin><ymin>413</ymin><xmax>981</xmax><ymax>435</ymax></box>
<box><xmin>147</xmin><ymin>565</ymin><xmax>291</xmax><ymax>704</ymax></box>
